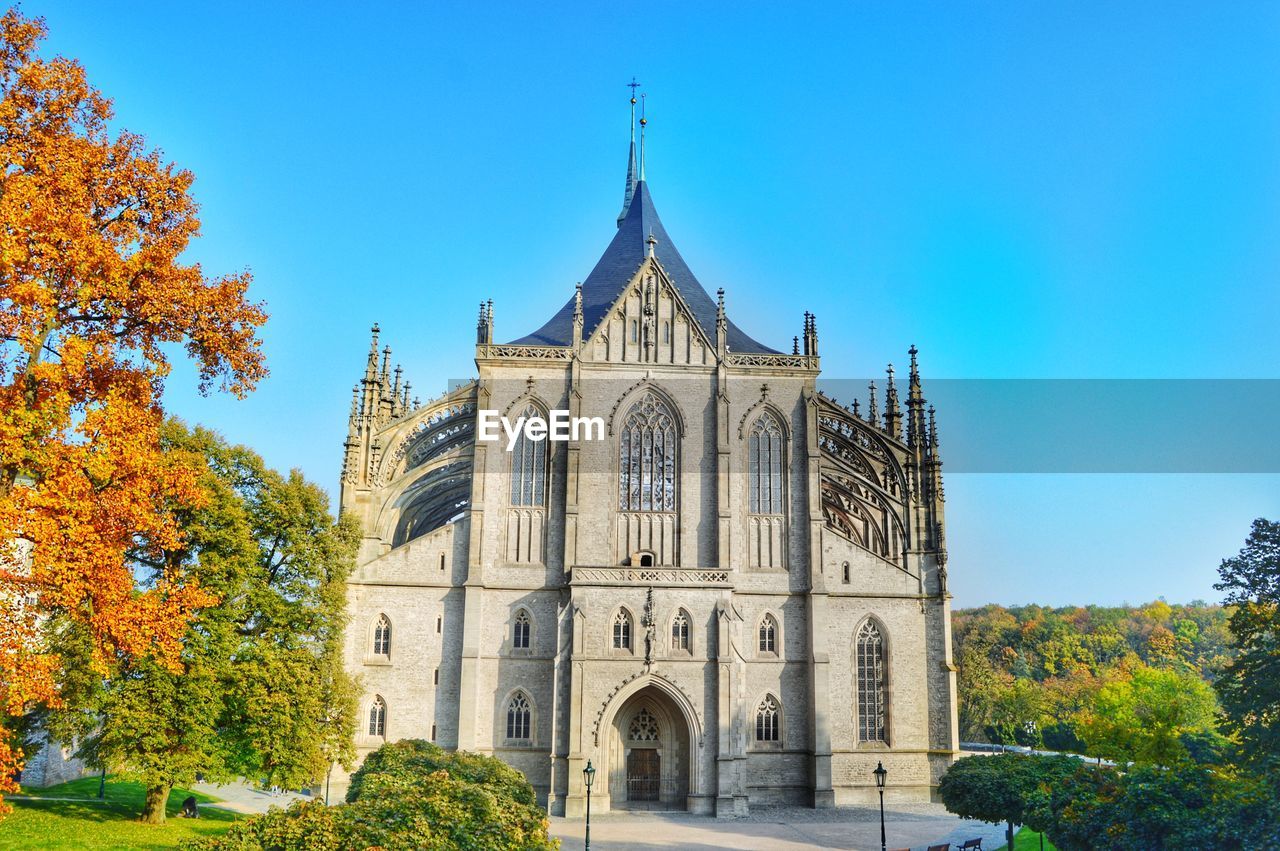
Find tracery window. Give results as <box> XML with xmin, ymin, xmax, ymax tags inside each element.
<box><xmin>671</xmin><ymin>610</ymin><xmax>690</xmax><ymax>652</ymax></box>
<box><xmin>513</xmin><ymin>610</ymin><xmax>531</xmax><ymax>650</ymax></box>
<box><xmin>510</xmin><ymin>404</ymin><xmax>547</xmax><ymax>506</ymax></box>
<box><xmin>628</xmin><ymin>708</ymin><xmax>660</xmax><ymax>742</ymax></box>
<box><xmin>372</xmin><ymin>614</ymin><xmax>391</xmax><ymax>656</ymax></box>
<box><xmin>857</xmin><ymin>620</ymin><xmax>888</xmax><ymax>743</ymax></box>
<box><xmin>506</xmin><ymin>692</ymin><xmax>531</xmax><ymax>741</ymax></box>
<box><xmin>755</xmin><ymin>694</ymin><xmax>780</xmax><ymax>742</ymax></box>
<box><xmin>759</xmin><ymin>614</ymin><xmax>778</xmax><ymax>654</ymax></box>
<box><xmin>748</xmin><ymin>413</ymin><xmax>785</xmax><ymax>515</ymax></box>
<box><xmin>618</xmin><ymin>391</ymin><xmax>678</xmax><ymax>512</ymax></box>
<box><xmin>368</xmin><ymin>696</ymin><xmax>387</xmax><ymax>738</ymax></box>
<box><xmin>613</xmin><ymin>609</ymin><xmax>633</xmax><ymax>651</ymax></box>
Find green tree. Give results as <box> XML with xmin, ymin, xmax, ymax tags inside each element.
<box><xmin>938</xmin><ymin>753</ymin><xmax>1079</xmax><ymax>848</ymax></box>
<box><xmin>1031</xmin><ymin>762</ymin><xmax>1279</xmax><ymax>850</ymax></box>
<box><xmin>48</xmin><ymin>422</ymin><xmax>359</xmax><ymax>823</ymax></box>
<box><xmin>1077</xmin><ymin>664</ymin><xmax>1218</xmax><ymax>766</ymax></box>
<box><xmin>1214</xmin><ymin>518</ymin><xmax>1280</xmax><ymax>783</ymax></box>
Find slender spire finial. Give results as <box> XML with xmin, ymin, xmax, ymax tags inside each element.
<box><xmin>619</xmin><ymin>79</ymin><xmax>641</xmax><ymax>227</ymax></box>
<box><xmin>639</xmin><ymin>92</ymin><xmax>648</xmax><ymax>182</ymax></box>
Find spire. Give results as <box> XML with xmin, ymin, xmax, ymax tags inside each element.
<box><xmin>907</xmin><ymin>344</ymin><xmax>927</xmax><ymax>451</ymax></box>
<box><xmin>618</xmin><ymin>78</ymin><xmax>641</xmax><ymax>227</ymax></box>
<box><xmin>365</xmin><ymin>323</ymin><xmax>380</xmax><ymax>377</ymax></box>
<box><xmin>885</xmin><ymin>363</ymin><xmax>902</xmax><ymax>439</ymax></box>
<box><xmin>639</xmin><ymin>92</ymin><xmax>648</xmax><ymax>182</ymax></box>
<box><xmin>867</xmin><ymin>379</ymin><xmax>879</xmax><ymax>427</ymax></box>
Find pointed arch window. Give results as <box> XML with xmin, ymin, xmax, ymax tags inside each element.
<box><xmin>368</xmin><ymin>696</ymin><xmax>387</xmax><ymax>738</ymax></box>
<box><xmin>755</xmin><ymin>694</ymin><xmax>780</xmax><ymax>743</ymax></box>
<box><xmin>759</xmin><ymin>614</ymin><xmax>778</xmax><ymax>655</ymax></box>
<box><xmin>619</xmin><ymin>391</ymin><xmax>678</xmax><ymax>512</ymax></box>
<box><xmin>506</xmin><ymin>692</ymin><xmax>531</xmax><ymax>741</ymax></box>
<box><xmin>510</xmin><ymin>404</ymin><xmax>547</xmax><ymax>507</ymax></box>
<box><xmin>613</xmin><ymin>609</ymin><xmax>633</xmax><ymax>651</ymax></box>
<box><xmin>372</xmin><ymin>614</ymin><xmax>392</xmax><ymax>656</ymax></box>
<box><xmin>748</xmin><ymin>413</ymin><xmax>785</xmax><ymax>515</ymax></box>
<box><xmin>857</xmin><ymin>620</ymin><xmax>888</xmax><ymax>743</ymax></box>
<box><xmin>513</xmin><ymin>609</ymin><xmax>531</xmax><ymax>650</ymax></box>
<box><xmin>671</xmin><ymin>610</ymin><xmax>690</xmax><ymax>652</ymax></box>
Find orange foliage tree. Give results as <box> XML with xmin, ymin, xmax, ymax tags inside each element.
<box><xmin>0</xmin><ymin>8</ymin><xmax>266</xmax><ymax>809</ymax></box>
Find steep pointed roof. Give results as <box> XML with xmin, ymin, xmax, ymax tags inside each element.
<box><xmin>509</xmin><ymin>180</ymin><xmax>777</xmax><ymax>353</ymax></box>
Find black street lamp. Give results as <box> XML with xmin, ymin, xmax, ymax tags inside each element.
<box><xmin>873</xmin><ymin>761</ymin><xmax>888</xmax><ymax>851</ymax></box>
<box><xmin>583</xmin><ymin>759</ymin><xmax>596</xmax><ymax>851</ymax></box>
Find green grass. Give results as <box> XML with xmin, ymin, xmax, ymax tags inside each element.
<box><xmin>993</xmin><ymin>827</ymin><xmax>1059</xmax><ymax>851</ymax></box>
<box><xmin>0</xmin><ymin>776</ymin><xmax>239</xmax><ymax>850</ymax></box>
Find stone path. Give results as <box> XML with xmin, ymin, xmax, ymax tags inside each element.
<box><xmin>190</xmin><ymin>782</ymin><xmax>312</xmax><ymax>814</ymax></box>
<box><xmin>550</xmin><ymin>803</ymin><xmax>1008</xmax><ymax>851</ymax></box>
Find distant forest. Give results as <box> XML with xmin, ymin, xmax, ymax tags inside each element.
<box><xmin>952</xmin><ymin>601</ymin><xmax>1233</xmax><ymax>758</ymax></box>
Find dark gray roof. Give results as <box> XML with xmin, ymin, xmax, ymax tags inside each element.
<box><xmin>508</xmin><ymin>180</ymin><xmax>778</xmax><ymax>353</ymax></box>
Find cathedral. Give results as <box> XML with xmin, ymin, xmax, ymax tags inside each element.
<box><xmin>337</xmin><ymin>101</ymin><xmax>958</xmax><ymax>816</ymax></box>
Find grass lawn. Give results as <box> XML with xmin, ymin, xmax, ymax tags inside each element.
<box><xmin>993</xmin><ymin>827</ymin><xmax>1059</xmax><ymax>851</ymax></box>
<box><xmin>0</xmin><ymin>776</ymin><xmax>240</xmax><ymax>850</ymax></box>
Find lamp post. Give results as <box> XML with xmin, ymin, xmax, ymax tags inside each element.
<box><xmin>873</xmin><ymin>761</ymin><xmax>888</xmax><ymax>851</ymax></box>
<box><xmin>583</xmin><ymin>759</ymin><xmax>596</xmax><ymax>851</ymax></box>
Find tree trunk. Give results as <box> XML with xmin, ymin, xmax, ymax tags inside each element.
<box><xmin>140</xmin><ymin>783</ymin><xmax>171</xmax><ymax>824</ymax></box>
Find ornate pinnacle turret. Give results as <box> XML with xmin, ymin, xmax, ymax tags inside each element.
<box><xmin>906</xmin><ymin>344</ymin><xmax>928</xmax><ymax>451</ymax></box>
<box><xmin>402</xmin><ymin>380</ymin><xmax>411</xmax><ymax>412</ymax></box>
<box><xmin>716</xmin><ymin>288</ymin><xmax>727</xmax><ymax>348</ymax></box>
<box><xmin>477</xmin><ymin>300</ymin><xmax>495</xmax><ymax>345</ymax></box>
<box><xmin>851</xmin><ymin>397</ymin><xmax>861</xmax><ymax>418</ymax></box>
<box><xmin>365</xmin><ymin>323</ymin><xmax>381</xmax><ymax>377</ymax></box>
<box><xmin>391</xmin><ymin>365</ymin><xmax>403</xmax><ymax>415</ymax></box>
<box><xmin>573</xmin><ymin>282</ymin><xmax>583</xmax><ymax>324</ymax></box>
<box><xmin>884</xmin><ymin>363</ymin><xmax>902</xmax><ymax>439</ymax></box>
<box><xmin>347</xmin><ymin>384</ymin><xmax>360</xmax><ymax>433</ymax></box>
<box><xmin>792</xmin><ymin>336</ymin><xmax>800</xmax><ymax>355</ymax></box>
<box><xmin>867</xmin><ymin>379</ymin><xmax>879</xmax><ymax>428</ymax></box>
<box><xmin>646</xmin><ymin>230</ymin><xmax>657</xmax><ymax>259</ymax></box>
<box><xmin>379</xmin><ymin>346</ymin><xmax>391</xmax><ymax>384</ymax></box>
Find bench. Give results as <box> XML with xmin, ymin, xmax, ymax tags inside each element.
<box><xmin>959</xmin><ymin>840</ymin><xmax>983</xmax><ymax>850</ymax></box>
<box><xmin>926</xmin><ymin>844</ymin><xmax>951</xmax><ymax>851</ymax></box>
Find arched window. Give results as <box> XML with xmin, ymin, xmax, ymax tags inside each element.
<box><xmin>748</xmin><ymin>413</ymin><xmax>785</xmax><ymax>515</ymax></box>
<box><xmin>510</xmin><ymin>404</ymin><xmax>547</xmax><ymax>507</ymax></box>
<box><xmin>857</xmin><ymin>620</ymin><xmax>888</xmax><ymax>743</ymax></box>
<box><xmin>842</xmin><ymin>561</ymin><xmax>850</xmax><ymax>584</ymax></box>
<box><xmin>613</xmin><ymin>609</ymin><xmax>633</xmax><ymax>651</ymax></box>
<box><xmin>759</xmin><ymin>614</ymin><xmax>778</xmax><ymax>654</ymax></box>
<box><xmin>372</xmin><ymin>614</ymin><xmax>391</xmax><ymax>656</ymax></box>
<box><xmin>671</xmin><ymin>610</ymin><xmax>690</xmax><ymax>652</ymax></box>
<box><xmin>513</xmin><ymin>610</ymin><xmax>531</xmax><ymax>650</ymax></box>
<box><xmin>662</xmin><ymin>321</ymin><xmax>671</xmax><ymax>344</ymax></box>
<box><xmin>619</xmin><ymin>391</ymin><xmax>678</xmax><ymax>512</ymax></box>
<box><xmin>630</xmin><ymin>319</ymin><xmax>638</xmax><ymax>342</ymax></box>
<box><xmin>506</xmin><ymin>692</ymin><xmax>531</xmax><ymax>741</ymax></box>
<box><xmin>755</xmin><ymin>694</ymin><xmax>780</xmax><ymax>742</ymax></box>
<box><xmin>368</xmin><ymin>696</ymin><xmax>387</xmax><ymax>738</ymax></box>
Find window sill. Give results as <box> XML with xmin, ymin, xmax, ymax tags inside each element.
<box><xmin>363</xmin><ymin>655</ymin><xmax>392</xmax><ymax>666</ymax></box>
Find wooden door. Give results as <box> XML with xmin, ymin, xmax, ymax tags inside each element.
<box><xmin>626</xmin><ymin>748</ymin><xmax>660</xmax><ymax>801</ymax></box>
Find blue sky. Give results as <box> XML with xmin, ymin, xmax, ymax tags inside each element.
<box><xmin>32</xmin><ymin>1</ymin><xmax>1280</xmax><ymax>607</ymax></box>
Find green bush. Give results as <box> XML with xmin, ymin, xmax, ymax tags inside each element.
<box><xmin>186</xmin><ymin>741</ymin><xmax>558</xmax><ymax>851</ymax></box>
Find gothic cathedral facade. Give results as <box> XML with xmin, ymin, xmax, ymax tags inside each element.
<box><xmin>338</xmin><ymin>126</ymin><xmax>958</xmax><ymax>816</ymax></box>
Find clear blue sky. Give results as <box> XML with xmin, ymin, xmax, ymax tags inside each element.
<box><xmin>32</xmin><ymin>1</ymin><xmax>1280</xmax><ymax>607</ymax></box>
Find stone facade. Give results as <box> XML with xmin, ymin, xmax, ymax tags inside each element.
<box><xmin>336</xmin><ymin>142</ymin><xmax>958</xmax><ymax>815</ymax></box>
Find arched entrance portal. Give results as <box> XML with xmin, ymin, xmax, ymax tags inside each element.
<box><xmin>608</xmin><ymin>686</ymin><xmax>691</xmax><ymax>810</ymax></box>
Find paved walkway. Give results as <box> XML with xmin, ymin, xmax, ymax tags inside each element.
<box><xmin>550</xmin><ymin>803</ymin><xmax>1007</xmax><ymax>851</ymax></box>
<box><xmin>190</xmin><ymin>782</ymin><xmax>312</xmax><ymax>815</ymax></box>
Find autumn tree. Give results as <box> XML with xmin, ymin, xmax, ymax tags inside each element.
<box><xmin>49</xmin><ymin>423</ymin><xmax>357</xmax><ymax>823</ymax></box>
<box><xmin>1076</xmin><ymin>663</ymin><xmax>1219</xmax><ymax>766</ymax></box>
<box><xmin>1215</xmin><ymin>518</ymin><xmax>1280</xmax><ymax>784</ymax></box>
<box><xmin>0</xmin><ymin>7</ymin><xmax>266</xmax><ymax>810</ymax></box>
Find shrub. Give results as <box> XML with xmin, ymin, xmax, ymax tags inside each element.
<box><xmin>186</xmin><ymin>741</ymin><xmax>558</xmax><ymax>851</ymax></box>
